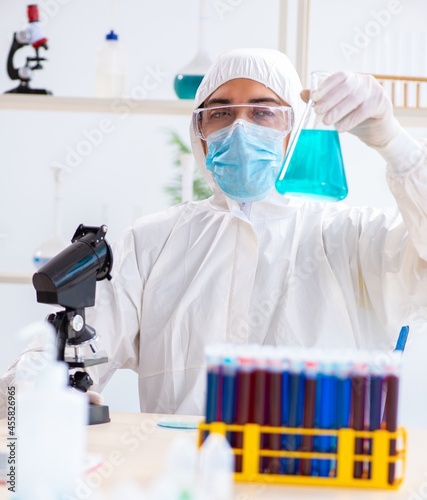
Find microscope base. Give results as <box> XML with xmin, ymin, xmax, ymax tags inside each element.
<box><xmin>5</xmin><ymin>84</ymin><xmax>52</xmax><ymax>95</ymax></box>
<box><xmin>89</xmin><ymin>403</ymin><xmax>110</xmax><ymax>425</ymax></box>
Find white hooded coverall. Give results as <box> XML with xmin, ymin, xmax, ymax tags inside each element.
<box><xmin>1</xmin><ymin>48</ymin><xmax>427</xmax><ymax>418</ymax></box>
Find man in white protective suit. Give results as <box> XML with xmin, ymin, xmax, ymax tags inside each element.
<box><xmin>1</xmin><ymin>48</ymin><xmax>426</xmax><ymax>417</ymax></box>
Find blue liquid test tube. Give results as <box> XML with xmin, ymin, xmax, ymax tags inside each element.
<box><xmin>317</xmin><ymin>359</ymin><xmax>338</xmax><ymax>478</ymax></box>
<box><xmin>284</xmin><ymin>355</ymin><xmax>305</xmax><ymax>475</ymax></box>
<box><xmin>221</xmin><ymin>352</ymin><xmax>237</xmax><ymax>445</ymax></box>
<box><xmin>205</xmin><ymin>351</ymin><xmax>220</xmax><ymax>425</ymax></box>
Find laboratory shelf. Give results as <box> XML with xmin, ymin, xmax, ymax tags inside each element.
<box><xmin>0</xmin><ymin>94</ymin><xmax>195</xmax><ymax>115</ymax></box>
<box><xmin>0</xmin><ymin>94</ymin><xmax>425</xmax><ymax>126</ymax></box>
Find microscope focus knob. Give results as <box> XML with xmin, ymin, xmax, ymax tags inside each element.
<box><xmin>18</xmin><ymin>66</ymin><xmax>32</xmax><ymax>81</ymax></box>
<box><xmin>16</xmin><ymin>29</ymin><xmax>31</xmax><ymax>45</ymax></box>
<box><xmin>71</xmin><ymin>314</ymin><xmax>84</xmax><ymax>332</ymax></box>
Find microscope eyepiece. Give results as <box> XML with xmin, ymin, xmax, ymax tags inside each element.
<box><xmin>32</xmin><ymin>224</ymin><xmax>113</xmax><ymax>309</ymax></box>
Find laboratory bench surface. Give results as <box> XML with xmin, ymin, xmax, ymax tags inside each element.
<box><xmin>1</xmin><ymin>412</ymin><xmax>427</xmax><ymax>499</ymax></box>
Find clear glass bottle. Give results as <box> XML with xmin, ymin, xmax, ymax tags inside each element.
<box><xmin>275</xmin><ymin>71</ymin><xmax>348</xmax><ymax>202</ymax></box>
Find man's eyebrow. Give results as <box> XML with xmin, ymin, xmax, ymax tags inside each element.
<box><xmin>204</xmin><ymin>98</ymin><xmax>232</xmax><ymax>106</ymax></box>
<box><xmin>204</xmin><ymin>97</ymin><xmax>283</xmax><ymax>107</ymax></box>
<box><xmin>248</xmin><ymin>97</ymin><xmax>282</xmax><ymax>105</ymax></box>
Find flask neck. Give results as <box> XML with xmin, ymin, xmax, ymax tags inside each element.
<box><xmin>309</xmin><ymin>72</ymin><xmax>335</xmax><ymax>130</ymax></box>
<box><xmin>307</xmin><ymin>99</ymin><xmax>334</xmax><ymax>131</ymax></box>
<box><xmin>197</xmin><ymin>0</ymin><xmax>211</xmax><ymax>51</ymax></box>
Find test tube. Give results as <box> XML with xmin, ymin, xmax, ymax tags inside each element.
<box><xmin>383</xmin><ymin>352</ymin><xmax>402</xmax><ymax>485</ymax></box>
<box><xmin>265</xmin><ymin>348</ymin><xmax>283</xmax><ymax>474</ymax></box>
<box><xmin>351</xmin><ymin>357</ymin><xmax>368</xmax><ymax>479</ymax></box>
<box><xmin>249</xmin><ymin>351</ymin><xmax>268</xmax><ymax>473</ymax></box>
<box><xmin>284</xmin><ymin>352</ymin><xmax>305</xmax><ymax>475</ymax></box>
<box><xmin>300</xmin><ymin>356</ymin><xmax>318</xmax><ymax>476</ymax></box>
<box><xmin>220</xmin><ymin>349</ymin><xmax>238</xmax><ymax>447</ymax></box>
<box><xmin>205</xmin><ymin>345</ymin><xmax>222</xmax><ymax>425</ymax></box>
<box><xmin>317</xmin><ymin>354</ymin><xmax>338</xmax><ymax>478</ymax></box>
<box><xmin>234</xmin><ymin>348</ymin><xmax>254</xmax><ymax>473</ymax></box>
<box><xmin>367</xmin><ymin>355</ymin><xmax>385</xmax><ymax>479</ymax></box>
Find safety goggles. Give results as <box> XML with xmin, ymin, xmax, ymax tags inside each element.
<box><xmin>193</xmin><ymin>103</ymin><xmax>294</xmax><ymax>140</ymax></box>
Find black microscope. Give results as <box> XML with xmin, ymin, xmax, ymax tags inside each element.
<box><xmin>32</xmin><ymin>224</ymin><xmax>113</xmax><ymax>424</ymax></box>
<box><xmin>5</xmin><ymin>4</ymin><xmax>52</xmax><ymax>95</ymax></box>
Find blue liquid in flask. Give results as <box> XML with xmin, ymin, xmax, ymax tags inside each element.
<box><xmin>276</xmin><ymin>129</ymin><xmax>348</xmax><ymax>201</ymax></box>
<box><xmin>174</xmin><ymin>74</ymin><xmax>204</xmax><ymax>100</ymax></box>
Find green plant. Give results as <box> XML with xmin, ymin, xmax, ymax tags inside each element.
<box><xmin>164</xmin><ymin>129</ymin><xmax>212</xmax><ymax>205</ymax></box>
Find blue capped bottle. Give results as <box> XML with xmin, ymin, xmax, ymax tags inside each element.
<box><xmin>95</xmin><ymin>29</ymin><xmax>128</xmax><ymax>98</ymax></box>
<box><xmin>275</xmin><ymin>71</ymin><xmax>348</xmax><ymax>202</ymax></box>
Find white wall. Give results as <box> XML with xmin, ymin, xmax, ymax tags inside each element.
<box><xmin>0</xmin><ymin>0</ymin><xmax>282</xmax><ymax>413</ymax></box>
<box><xmin>0</xmin><ymin>0</ymin><xmax>426</xmax><ymax>421</ymax></box>
<box><xmin>304</xmin><ymin>0</ymin><xmax>427</xmax><ymax>428</ymax></box>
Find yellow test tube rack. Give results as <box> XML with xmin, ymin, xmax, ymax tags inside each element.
<box><xmin>198</xmin><ymin>422</ymin><xmax>407</xmax><ymax>490</ymax></box>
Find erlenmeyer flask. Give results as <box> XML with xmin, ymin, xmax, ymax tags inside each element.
<box><xmin>174</xmin><ymin>0</ymin><xmax>212</xmax><ymax>100</ymax></box>
<box><xmin>275</xmin><ymin>71</ymin><xmax>348</xmax><ymax>201</ymax></box>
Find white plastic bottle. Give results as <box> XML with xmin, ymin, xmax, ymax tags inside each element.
<box><xmin>16</xmin><ymin>322</ymin><xmax>87</xmax><ymax>499</ymax></box>
<box><xmin>197</xmin><ymin>433</ymin><xmax>234</xmax><ymax>499</ymax></box>
<box><xmin>95</xmin><ymin>29</ymin><xmax>128</xmax><ymax>98</ymax></box>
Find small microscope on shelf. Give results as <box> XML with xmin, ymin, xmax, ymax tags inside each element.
<box><xmin>32</xmin><ymin>224</ymin><xmax>113</xmax><ymax>425</ymax></box>
<box><xmin>5</xmin><ymin>4</ymin><xmax>52</xmax><ymax>95</ymax></box>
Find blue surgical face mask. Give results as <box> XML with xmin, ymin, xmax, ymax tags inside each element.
<box><xmin>205</xmin><ymin>119</ymin><xmax>286</xmax><ymax>203</ymax></box>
